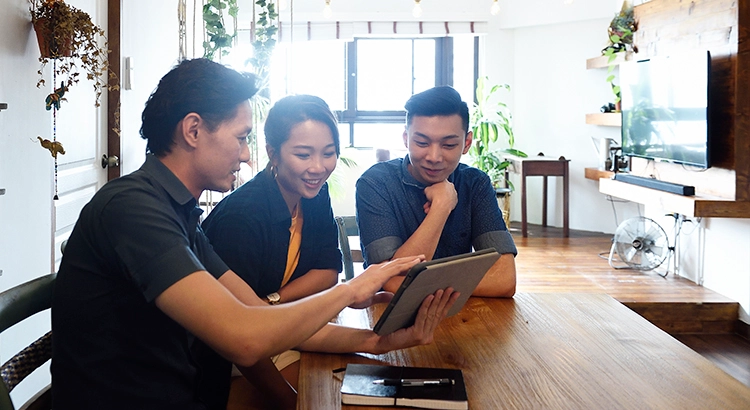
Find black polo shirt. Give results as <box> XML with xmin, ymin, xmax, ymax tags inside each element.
<box><xmin>202</xmin><ymin>169</ymin><xmax>342</xmax><ymax>298</ymax></box>
<box><xmin>52</xmin><ymin>155</ymin><xmax>229</xmax><ymax>410</ymax></box>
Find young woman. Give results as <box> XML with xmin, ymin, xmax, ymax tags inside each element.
<box><xmin>202</xmin><ymin>94</ymin><xmax>343</xmax><ymax>400</ymax></box>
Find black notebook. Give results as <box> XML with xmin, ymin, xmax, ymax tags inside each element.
<box><xmin>340</xmin><ymin>363</ymin><xmax>468</xmax><ymax>409</ymax></box>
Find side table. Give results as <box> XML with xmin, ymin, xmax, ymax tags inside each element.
<box><xmin>505</xmin><ymin>155</ymin><xmax>570</xmax><ymax>237</ymax></box>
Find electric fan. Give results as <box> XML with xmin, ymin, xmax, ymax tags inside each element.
<box><xmin>608</xmin><ymin>216</ymin><xmax>670</xmax><ymax>270</ymax></box>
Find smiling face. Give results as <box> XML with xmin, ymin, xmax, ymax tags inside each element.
<box><xmin>269</xmin><ymin>119</ymin><xmax>338</xmax><ymax>213</ymax></box>
<box><xmin>403</xmin><ymin>114</ymin><xmax>472</xmax><ymax>186</ymax></box>
<box><xmin>195</xmin><ymin>101</ymin><xmax>253</xmax><ymax>194</ymax></box>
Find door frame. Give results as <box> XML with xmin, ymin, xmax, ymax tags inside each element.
<box><xmin>107</xmin><ymin>0</ymin><xmax>121</xmax><ymax>181</ymax></box>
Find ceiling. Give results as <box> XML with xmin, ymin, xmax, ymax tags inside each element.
<box><xmin>235</xmin><ymin>0</ymin><xmax>621</xmax><ymax>29</ymax></box>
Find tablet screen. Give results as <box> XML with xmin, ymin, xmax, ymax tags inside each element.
<box><xmin>373</xmin><ymin>249</ymin><xmax>500</xmax><ymax>335</ymax></box>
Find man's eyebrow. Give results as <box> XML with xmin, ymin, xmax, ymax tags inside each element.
<box><xmin>412</xmin><ymin>132</ymin><xmax>462</xmax><ymax>141</ymax></box>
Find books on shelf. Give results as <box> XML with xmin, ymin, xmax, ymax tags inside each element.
<box><xmin>340</xmin><ymin>363</ymin><xmax>468</xmax><ymax>410</ymax></box>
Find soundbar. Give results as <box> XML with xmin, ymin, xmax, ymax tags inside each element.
<box><xmin>613</xmin><ymin>173</ymin><xmax>695</xmax><ymax>196</ymax></box>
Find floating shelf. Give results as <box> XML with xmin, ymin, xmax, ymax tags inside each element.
<box><xmin>584</xmin><ymin>167</ymin><xmax>614</xmax><ymax>181</ymax></box>
<box><xmin>586</xmin><ymin>113</ymin><xmax>622</xmax><ymax>127</ymax></box>
<box><xmin>586</xmin><ymin>51</ymin><xmax>635</xmax><ymax>69</ymax></box>
<box><xmin>599</xmin><ymin>178</ymin><xmax>750</xmax><ymax>218</ymax></box>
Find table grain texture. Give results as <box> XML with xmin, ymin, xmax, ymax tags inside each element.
<box><xmin>297</xmin><ymin>293</ymin><xmax>750</xmax><ymax>409</ymax></box>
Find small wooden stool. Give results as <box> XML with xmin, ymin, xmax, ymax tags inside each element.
<box><xmin>506</xmin><ymin>154</ymin><xmax>570</xmax><ymax>237</ymax></box>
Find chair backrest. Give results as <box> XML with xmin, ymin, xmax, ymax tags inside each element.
<box><xmin>334</xmin><ymin>216</ymin><xmax>362</xmax><ymax>281</ymax></box>
<box><xmin>0</xmin><ymin>273</ymin><xmax>56</xmax><ymax>410</ymax></box>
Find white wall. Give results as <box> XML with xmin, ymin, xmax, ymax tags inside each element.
<box><xmin>486</xmin><ymin>17</ymin><xmax>642</xmax><ymax>233</ymax></box>
<box><xmin>1</xmin><ymin>0</ymin><xmax>65</xmax><ymax>404</ymax></box>
<box><xmin>647</xmin><ymin>210</ymin><xmax>750</xmax><ymax>324</ymax></box>
<box><xmin>699</xmin><ymin>218</ymin><xmax>750</xmax><ymax>324</ymax></box>
<box><xmin>484</xmin><ymin>0</ymin><xmax>750</xmax><ymax>323</ymax></box>
<box><xmin>0</xmin><ymin>0</ymin><xmax>177</xmax><ymax>405</ymax></box>
<box><xmin>119</xmin><ymin>0</ymin><xmax>181</xmax><ymax>175</ymax></box>
<box><xmin>480</xmin><ymin>0</ymin><xmax>639</xmax><ymax>233</ymax></box>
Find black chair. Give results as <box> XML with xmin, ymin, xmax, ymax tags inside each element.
<box><xmin>0</xmin><ymin>273</ymin><xmax>56</xmax><ymax>410</ymax></box>
<box><xmin>334</xmin><ymin>216</ymin><xmax>363</xmax><ymax>281</ymax></box>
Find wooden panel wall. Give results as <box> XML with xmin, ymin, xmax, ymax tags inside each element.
<box><xmin>632</xmin><ymin>0</ymin><xmax>749</xmax><ymax>201</ymax></box>
<box><xmin>737</xmin><ymin>0</ymin><xmax>750</xmax><ymax>200</ymax></box>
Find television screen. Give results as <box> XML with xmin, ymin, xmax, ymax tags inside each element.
<box><xmin>620</xmin><ymin>50</ymin><xmax>711</xmax><ymax>168</ymax></box>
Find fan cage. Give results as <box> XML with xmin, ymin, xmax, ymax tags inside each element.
<box><xmin>612</xmin><ymin>216</ymin><xmax>669</xmax><ymax>271</ymax></box>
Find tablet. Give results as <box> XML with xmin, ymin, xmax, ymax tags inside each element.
<box><xmin>372</xmin><ymin>248</ymin><xmax>500</xmax><ymax>336</ymax></box>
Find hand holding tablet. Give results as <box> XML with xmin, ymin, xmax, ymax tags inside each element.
<box><xmin>373</xmin><ymin>248</ymin><xmax>500</xmax><ymax>336</ymax></box>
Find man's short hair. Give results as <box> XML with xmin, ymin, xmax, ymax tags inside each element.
<box><xmin>140</xmin><ymin>58</ymin><xmax>259</xmax><ymax>156</ymax></box>
<box><xmin>404</xmin><ymin>86</ymin><xmax>470</xmax><ymax>134</ymax></box>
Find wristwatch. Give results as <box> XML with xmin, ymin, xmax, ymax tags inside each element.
<box><xmin>265</xmin><ymin>292</ymin><xmax>281</xmax><ymax>305</ymax></box>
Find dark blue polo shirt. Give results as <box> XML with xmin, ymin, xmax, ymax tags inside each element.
<box><xmin>52</xmin><ymin>154</ymin><xmax>229</xmax><ymax>410</ymax></box>
<box><xmin>356</xmin><ymin>156</ymin><xmax>517</xmax><ymax>266</ymax></box>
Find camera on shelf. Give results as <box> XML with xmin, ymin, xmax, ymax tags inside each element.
<box><xmin>600</xmin><ymin>102</ymin><xmax>617</xmax><ymax>113</ymax></box>
<box><xmin>608</xmin><ymin>153</ymin><xmax>629</xmax><ymax>172</ymax></box>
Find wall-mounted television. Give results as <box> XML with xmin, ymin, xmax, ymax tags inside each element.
<box><xmin>620</xmin><ymin>50</ymin><xmax>711</xmax><ymax>168</ymax></box>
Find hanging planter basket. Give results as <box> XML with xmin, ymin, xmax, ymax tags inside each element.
<box><xmin>29</xmin><ymin>0</ymin><xmax>113</xmax><ymax>107</ymax></box>
<box><xmin>32</xmin><ymin>17</ymin><xmax>73</xmax><ymax>59</ymax></box>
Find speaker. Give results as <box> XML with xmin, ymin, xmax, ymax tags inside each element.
<box><xmin>614</xmin><ymin>173</ymin><xmax>695</xmax><ymax>196</ymax></box>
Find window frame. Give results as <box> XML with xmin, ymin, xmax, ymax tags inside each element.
<box><xmin>337</xmin><ymin>37</ymin><xmax>472</xmax><ymax>148</ymax></box>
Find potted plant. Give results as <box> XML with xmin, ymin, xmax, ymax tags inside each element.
<box><xmin>469</xmin><ymin>76</ymin><xmax>527</xmax><ymax>187</ymax></box>
<box><xmin>29</xmin><ymin>0</ymin><xmax>114</xmax><ymax>107</ymax></box>
<box><xmin>602</xmin><ymin>1</ymin><xmax>637</xmax><ymax>108</ymax></box>
<box><xmin>469</xmin><ymin>77</ymin><xmax>527</xmax><ymax>227</ymax></box>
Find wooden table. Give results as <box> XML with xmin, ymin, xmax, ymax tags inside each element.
<box><xmin>298</xmin><ymin>293</ymin><xmax>750</xmax><ymax>409</ymax></box>
<box><xmin>505</xmin><ymin>155</ymin><xmax>569</xmax><ymax>237</ymax></box>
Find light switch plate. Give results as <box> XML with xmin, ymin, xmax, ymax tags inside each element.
<box><xmin>123</xmin><ymin>56</ymin><xmax>133</xmax><ymax>90</ymax></box>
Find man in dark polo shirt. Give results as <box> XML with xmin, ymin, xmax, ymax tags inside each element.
<box><xmin>51</xmin><ymin>59</ymin><xmax>458</xmax><ymax>410</ymax></box>
<box><xmin>356</xmin><ymin>86</ymin><xmax>517</xmax><ymax>297</ymax></box>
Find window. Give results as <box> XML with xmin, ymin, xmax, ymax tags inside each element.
<box><xmin>269</xmin><ymin>36</ymin><xmax>478</xmax><ymax>149</ymax></box>
<box><xmin>355</xmin><ymin>39</ymin><xmax>435</xmax><ymax>111</ymax></box>
<box><xmin>269</xmin><ymin>41</ymin><xmax>347</xmax><ymax>111</ymax></box>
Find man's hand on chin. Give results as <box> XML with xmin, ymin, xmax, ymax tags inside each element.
<box><xmin>422</xmin><ymin>180</ymin><xmax>457</xmax><ymax>215</ymax></box>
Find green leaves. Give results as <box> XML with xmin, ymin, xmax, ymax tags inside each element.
<box><xmin>505</xmin><ymin>148</ymin><xmax>527</xmax><ymax>158</ymax></box>
<box><xmin>602</xmin><ymin>2</ymin><xmax>636</xmax><ymax>106</ymax></box>
<box><xmin>29</xmin><ymin>0</ymin><xmax>113</xmax><ymax>107</ymax></box>
<box><xmin>203</xmin><ymin>0</ymin><xmax>238</xmax><ymax>60</ymax></box>
<box><xmin>469</xmin><ymin>77</ymin><xmax>527</xmax><ymax>188</ymax></box>
<box><xmin>248</xmin><ymin>0</ymin><xmax>279</xmax><ymax>80</ymax></box>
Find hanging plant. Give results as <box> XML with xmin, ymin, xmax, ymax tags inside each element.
<box><xmin>601</xmin><ymin>1</ymin><xmax>638</xmax><ymax>105</ymax></box>
<box><xmin>246</xmin><ymin>0</ymin><xmax>278</xmax><ymax>137</ymax></box>
<box><xmin>203</xmin><ymin>0</ymin><xmax>239</xmax><ymax>60</ymax></box>
<box><xmin>245</xmin><ymin>0</ymin><xmax>279</xmax><ymax>177</ymax></box>
<box><xmin>248</xmin><ymin>0</ymin><xmax>278</xmax><ymax>88</ymax></box>
<box><xmin>29</xmin><ymin>0</ymin><xmax>115</xmax><ymax>108</ymax></box>
<box><xmin>246</xmin><ymin>0</ymin><xmax>279</xmax><ymax>118</ymax></box>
